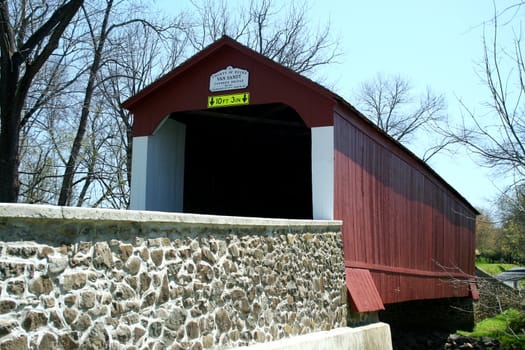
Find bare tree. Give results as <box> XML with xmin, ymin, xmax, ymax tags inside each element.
<box><xmin>57</xmin><ymin>0</ymin><xmax>115</xmax><ymax>206</ymax></box>
<box><xmin>446</xmin><ymin>3</ymin><xmax>525</xmax><ymax>196</ymax></box>
<box><xmin>354</xmin><ymin>74</ymin><xmax>449</xmax><ymax>161</ymax></box>
<box><xmin>0</xmin><ymin>0</ymin><xmax>84</xmax><ymax>202</ymax></box>
<box><xmin>96</xmin><ymin>21</ymin><xmax>188</xmax><ymax>208</ymax></box>
<box><xmin>6</xmin><ymin>0</ymin><xmax>340</xmax><ymax>208</ymax></box>
<box><xmin>56</xmin><ymin>0</ymin><xmax>183</xmax><ymax>206</ymax></box>
<box><xmin>9</xmin><ymin>0</ymin><xmax>188</xmax><ymax>208</ymax></box>
<box><xmin>187</xmin><ymin>0</ymin><xmax>340</xmax><ymax>76</ymax></box>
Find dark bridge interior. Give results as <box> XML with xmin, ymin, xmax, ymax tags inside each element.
<box><xmin>171</xmin><ymin>103</ymin><xmax>313</xmax><ymax>219</ymax></box>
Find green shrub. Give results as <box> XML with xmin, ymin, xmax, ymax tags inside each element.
<box><xmin>508</xmin><ymin>310</ymin><xmax>525</xmax><ymax>335</ymax></box>
<box><xmin>460</xmin><ymin>309</ymin><xmax>525</xmax><ymax>348</ymax></box>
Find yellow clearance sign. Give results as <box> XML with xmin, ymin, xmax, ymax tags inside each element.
<box><xmin>208</xmin><ymin>92</ymin><xmax>250</xmax><ymax>108</ymax></box>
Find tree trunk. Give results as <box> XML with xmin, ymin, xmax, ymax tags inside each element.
<box><xmin>0</xmin><ymin>0</ymin><xmax>84</xmax><ymax>203</ymax></box>
<box><xmin>58</xmin><ymin>0</ymin><xmax>113</xmax><ymax>206</ymax></box>
<box><xmin>0</xmin><ymin>105</ymin><xmax>21</xmax><ymax>203</ymax></box>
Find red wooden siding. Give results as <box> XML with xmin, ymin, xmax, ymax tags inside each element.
<box><xmin>124</xmin><ymin>36</ymin><xmax>478</xmax><ymax>308</ymax></box>
<box><xmin>334</xmin><ymin>110</ymin><xmax>476</xmax><ymax>305</ymax></box>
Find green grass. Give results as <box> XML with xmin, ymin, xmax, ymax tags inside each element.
<box><xmin>469</xmin><ymin>262</ymin><xmax>525</xmax><ymax>346</ymax></box>
<box><xmin>476</xmin><ymin>262</ymin><xmax>519</xmax><ymax>275</ymax></box>
<box><xmin>458</xmin><ymin>309</ymin><xmax>525</xmax><ymax>348</ymax></box>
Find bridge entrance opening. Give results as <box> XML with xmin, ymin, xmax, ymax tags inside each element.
<box><xmin>171</xmin><ymin>103</ymin><xmax>312</xmax><ymax>219</ymax></box>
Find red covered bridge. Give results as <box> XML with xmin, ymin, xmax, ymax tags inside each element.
<box><xmin>123</xmin><ymin>36</ymin><xmax>479</xmax><ymax>320</ymax></box>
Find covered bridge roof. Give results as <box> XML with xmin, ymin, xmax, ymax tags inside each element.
<box><xmin>122</xmin><ymin>36</ymin><xmax>479</xmax><ymax>216</ymax></box>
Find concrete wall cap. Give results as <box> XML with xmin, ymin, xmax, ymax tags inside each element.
<box><xmin>0</xmin><ymin>204</ymin><xmax>342</xmax><ymax>230</ymax></box>
<box><xmin>231</xmin><ymin>324</ymin><xmax>392</xmax><ymax>350</ymax></box>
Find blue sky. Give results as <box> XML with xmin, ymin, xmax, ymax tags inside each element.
<box><xmin>158</xmin><ymin>0</ymin><xmax>518</xmax><ymax>210</ymax></box>
<box><xmin>308</xmin><ymin>0</ymin><xmax>514</xmax><ymax>211</ymax></box>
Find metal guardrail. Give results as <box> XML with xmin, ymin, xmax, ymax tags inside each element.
<box><xmin>496</xmin><ymin>268</ymin><xmax>525</xmax><ymax>290</ymax></box>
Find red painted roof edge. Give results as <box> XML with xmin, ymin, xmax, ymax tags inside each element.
<box><xmin>122</xmin><ymin>35</ymin><xmax>335</xmax><ymax>111</ymax></box>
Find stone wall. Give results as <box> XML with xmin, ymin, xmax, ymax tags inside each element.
<box><xmin>0</xmin><ymin>204</ymin><xmax>346</xmax><ymax>350</ymax></box>
<box><xmin>475</xmin><ymin>267</ymin><xmax>524</xmax><ymax>322</ymax></box>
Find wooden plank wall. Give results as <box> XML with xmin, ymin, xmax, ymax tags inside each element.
<box><xmin>334</xmin><ymin>111</ymin><xmax>476</xmax><ymax>304</ymax></box>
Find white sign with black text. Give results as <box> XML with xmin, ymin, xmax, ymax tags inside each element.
<box><xmin>209</xmin><ymin>66</ymin><xmax>249</xmax><ymax>92</ymax></box>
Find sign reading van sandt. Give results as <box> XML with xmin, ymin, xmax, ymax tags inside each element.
<box><xmin>208</xmin><ymin>92</ymin><xmax>250</xmax><ymax>108</ymax></box>
<box><xmin>209</xmin><ymin>66</ymin><xmax>249</xmax><ymax>92</ymax></box>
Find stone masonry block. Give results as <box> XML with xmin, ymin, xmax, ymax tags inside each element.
<box><xmin>0</xmin><ymin>334</ymin><xmax>28</xmax><ymax>350</ymax></box>
<box><xmin>62</xmin><ymin>272</ymin><xmax>87</xmax><ymax>291</ymax></box>
<box><xmin>0</xmin><ymin>320</ymin><xmax>18</xmax><ymax>337</ymax></box>
<box><xmin>22</xmin><ymin>310</ymin><xmax>47</xmax><ymax>331</ymax></box>
<box><xmin>29</xmin><ymin>275</ymin><xmax>53</xmax><ymax>296</ymax></box>
<box><xmin>93</xmin><ymin>242</ymin><xmax>113</xmax><ymax>270</ymax></box>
